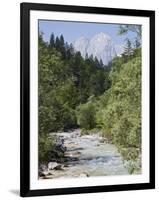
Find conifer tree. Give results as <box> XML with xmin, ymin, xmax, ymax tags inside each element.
<box><xmin>49</xmin><ymin>33</ymin><xmax>55</xmax><ymax>48</ymax></box>
<box><xmin>124</xmin><ymin>38</ymin><xmax>133</xmax><ymax>56</ymax></box>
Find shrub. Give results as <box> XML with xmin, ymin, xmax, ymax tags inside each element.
<box><xmin>39</xmin><ymin>135</ymin><xmax>54</xmax><ymax>164</ymax></box>
<box><xmin>96</xmin><ymin>56</ymin><xmax>141</xmax><ymax>163</ymax></box>
<box><xmin>76</xmin><ymin>101</ymin><xmax>96</xmax><ymax>130</ymax></box>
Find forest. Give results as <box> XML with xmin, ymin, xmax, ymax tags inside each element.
<box><xmin>38</xmin><ymin>25</ymin><xmax>141</xmax><ymax>175</ymax></box>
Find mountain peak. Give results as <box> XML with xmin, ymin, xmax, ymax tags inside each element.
<box><xmin>73</xmin><ymin>32</ymin><xmax>122</xmax><ymax>65</ymax></box>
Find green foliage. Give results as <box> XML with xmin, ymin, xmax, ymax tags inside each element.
<box><xmin>118</xmin><ymin>25</ymin><xmax>141</xmax><ymax>40</ymax></box>
<box><xmin>96</xmin><ymin>54</ymin><xmax>141</xmax><ymax>163</ymax></box>
<box><xmin>118</xmin><ymin>25</ymin><xmax>141</xmax><ymax>49</ymax></box>
<box><xmin>76</xmin><ymin>97</ymin><xmax>97</xmax><ymax>130</ymax></box>
<box><xmin>39</xmin><ymin>135</ymin><xmax>55</xmax><ymax>163</ymax></box>
<box><xmin>124</xmin><ymin>38</ymin><xmax>133</xmax><ymax>57</ymax></box>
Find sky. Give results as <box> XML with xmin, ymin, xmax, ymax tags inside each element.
<box><xmin>39</xmin><ymin>20</ymin><xmax>137</xmax><ymax>47</ymax></box>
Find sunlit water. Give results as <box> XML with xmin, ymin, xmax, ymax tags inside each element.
<box><xmin>47</xmin><ymin>129</ymin><xmax>130</xmax><ymax>178</ymax></box>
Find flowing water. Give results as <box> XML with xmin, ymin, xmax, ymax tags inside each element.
<box><xmin>46</xmin><ymin>129</ymin><xmax>129</xmax><ymax>179</ymax></box>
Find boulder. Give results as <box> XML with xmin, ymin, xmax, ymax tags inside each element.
<box><xmin>54</xmin><ymin>164</ymin><xmax>63</xmax><ymax>170</ymax></box>
<box><xmin>48</xmin><ymin>162</ymin><xmax>63</xmax><ymax>171</ymax></box>
<box><xmin>39</xmin><ymin>171</ymin><xmax>49</xmax><ymax>177</ymax></box>
<box><xmin>79</xmin><ymin>173</ymin><xmax>89</xmax><ymax>177</ymax></box>
<box><xmin>48</xmin><ymin>162</ymin><xmax>59</xmax><ymax>170</ymax></box>
<box><xmin>39</xmin><ymin>164</ymin><xmax>47</xmax><ymax>171</ymax></box>
<box><xmin>64</xmin><ymin>151</ymin><xmax>81</xmax><ymax>158</ymax></box>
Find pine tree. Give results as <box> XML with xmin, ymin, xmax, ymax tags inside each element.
<box><xmin>134</xmin><ymin>38</ymin><xmax>141</xmax><ymax>48</ymax></box>
<box><xmin>85</xmin><ymin>53</ymin><xmax>89</xmax><ymax>60</ymax></box>
<box><xmin>49</xmin><ymin>33</ymin><xmax>55</xmax><ymax>48</ymax></box>
<box><xmin>59</xmin><ymin>34</ymin><xmax>65</xmax><ymax>58</ymax></box>
<box><xmin>99</xmin><ymin>59</ymin><xmax>103</xmax><ymax>67</ymax></box>
<box><xmin>124</xmin><ymin>39</ymin><xmax>133</xmax><ymax>57</ymax></box>
<box><xmin>118</xmin><ymin>25</ymin><xmax>141</xmax><ymax>49</ymax></box>
<box><xmin>59</xmin><ymin>34</ymin><xmax>64</xmax><ymax>46</ymax></box>
<box><xmin>55</xmin><ymin>36</ymin><xmax>60</xmax><ymax>50</ymax></box>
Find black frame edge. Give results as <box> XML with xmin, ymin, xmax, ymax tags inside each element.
<box><xmin>149</xmin><ymin>11</ymin><xmax>155</xmax><ymax>189</ymax></box>
<box><xmin>21</xmin><ymin>2</ymin><xmax>155</xmax><ymax>16</ymax></box>
<box><xmin>20</xmin><ymin>3</ymin><xmax>30</xmax><ymax>197</ymax></box>
<box><xmin>22</xmin><ymin>183</ymin><xmax>155</xmax><ymax>197</ymax></box>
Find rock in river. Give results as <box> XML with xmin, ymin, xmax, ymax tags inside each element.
<box><xmin>64</xmin><ymin>151</ymin><xmax>81</xmax><ymax>158</ymax></box>
<box><xmin>79</xmin><ymin>173</ymin><xmax>89</xmax><ymax>177</ymax></box>
<box><xmin>48</xmin><ymin>162</ymin><xmax>62</xmax><ymax>170</ymax></box>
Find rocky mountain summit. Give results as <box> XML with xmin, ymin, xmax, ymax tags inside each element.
<box><xmin>73</xmin><ymin>32</ymin><xmax>123</xmax><ymax>65</ymax></box>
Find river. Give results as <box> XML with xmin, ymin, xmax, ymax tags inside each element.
<box><xmin>41</xmin><ymin>129</ymin><xmax>131</xmax><ymax>179</ymax></box>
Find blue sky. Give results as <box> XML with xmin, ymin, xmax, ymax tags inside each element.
<box><xmin>39</xmin><ymin>20</ymin><xmax>137</xmax><ymax>46</ymax></box>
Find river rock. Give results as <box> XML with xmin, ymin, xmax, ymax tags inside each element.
<box><xmin>79</xmin><ymin>173</ymin><xmax>89</xmax><ymax>177</ymax></box>
<box><xmin>48</xmin><ymin>172</ymin><xmax>54</xmax><ymax>175</ymax></box>
<box><xmin>39</xmin><ymin>171</ymin><xmax>49</xmax><ymax>177</ymax></box>
<box><xmin>54</xmin><ymin>164</ymin><xmax>64</xmax><ymax>170</ymax></box>
<box><xmin>64</xmin><ymin>151</ymin><xmax>81</xmax><ymax>158</ymax></box>
<box><xmin>65</xmin><ymin>142</ymin><xmax>78</xmax><ymax>149</ymax></box>
<box><xmin>48</xmin><ymin>162</ymin><xmax>59</xmax><ymax>170</ymax></box>
<box><xmin>63</xmin><ymin>164</ymin><xmax>70</xmax><ymax>168</ymax></box>
<box><xmin>39</xmin><ymin>164</ymin><xmax>47</xmax><ymax>171</ymax></box>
